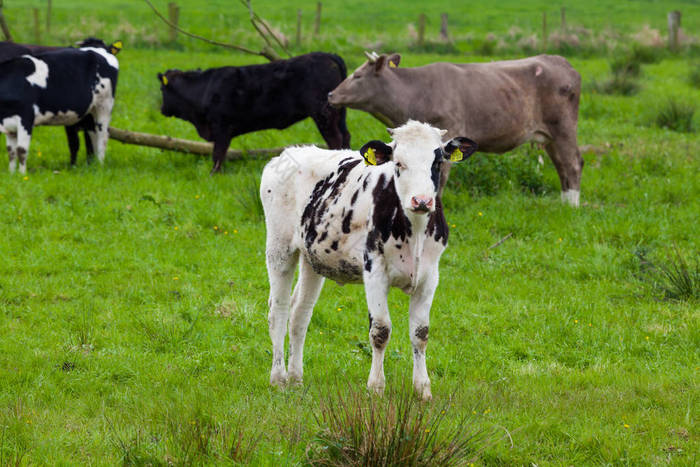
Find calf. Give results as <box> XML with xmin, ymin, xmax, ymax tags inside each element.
<box><xmin>261</xmin><ymin>120</ymin><xmax>477</xmax><ymax>400</ymax></box>
<box><xmin>0</xmin><ymin>42</ymin><xmax>119</xmax><ymax>173</ymax></box>
<box><xmin>329</xmin><ymin>52</ymin><xmax>583</xmax><ymax>206</ymax></box>
<box><xmin>0</xmin><ymin>38</ymin><xmax>121</xmax><ymax>166</ymax></box>
<box><xmin>158</xmin><ymin>52</ymin><xmax>351</xmax><ymax>174</ymax></box>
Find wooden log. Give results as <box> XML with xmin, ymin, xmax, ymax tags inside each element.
<box><xmin>108</xmin><ymin>127</ymin><xmax>306</xmax><ymax>160</ymax></box>
<box><xmin>0</xmin><ymin>0</ymin><xmax>11</xmax><ymax>41</ymax></box>
<box><xmin>417</xmin><ymin>13</ymin><xmax>426</xmax><ymax>47</ymax></box>
<box><xmin>668</xmin><ymin>10</ymin><xmax>681</xmax><ymax>51</ymax></box>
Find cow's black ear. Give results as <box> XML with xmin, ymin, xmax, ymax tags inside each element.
<box><xmin>360</xmin><ymin>140</ymin><xmax>393</xmax><ymax>166</ymax></box>
<box><xmin>158</xmin><ymin>73</ymin><xmax>168</xmax><ymax>86</ymax></box>
<box><xmin>442</xmin><ymin>137</ymin><xmax>478</xmax><ymax>162</ymax></box>
<box><xmin>109</xmin><ymin>40</ymin><xmax>123</xmax><ymax>55</ymax></box>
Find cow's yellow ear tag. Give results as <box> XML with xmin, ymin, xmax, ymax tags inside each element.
<box><xmin>449</xmin><ymin>148</ymin><xmax>463</xmax><ymax>162</ymax></box>
<box><xmin>113</xmin><ymin>40</ymin><xmax>123</xmax><ymax>50</ymax></box>
<box><xmin>162</xmin><ymin>75</ymin><xmax>168</xmax><ymax>86</ymax></box>
<box><xmin>364</xmin><ymin>147</ymin><xmax>377</xmax><ymax>166</ymax></box>
<box><xmin>389</xmin><ymin>61</ymin><xmax>397</xmax><ymax>68</ymax></box>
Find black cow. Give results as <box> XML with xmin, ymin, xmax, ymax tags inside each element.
<box><xmin>158</xmin><ymin>52</ymin><xmax>351</xmax><ymax>173</ymax></box>
<box><xmin>0</xmin><ymin>42</ymin><xmax>120</xmax><ymax>173</ymax></box>
<box><xmin>0</xmin><ymin>38</ymin><xmax>121</xmax><ymax>166</ymax></box>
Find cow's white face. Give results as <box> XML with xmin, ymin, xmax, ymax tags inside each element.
<box><xmin>360</xmin><ymin>120</ymin><xmax>478</xmax><ymax>215</ymax></box>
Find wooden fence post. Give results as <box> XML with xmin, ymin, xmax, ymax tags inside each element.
<box><xmin>417</xmin><ymin>13</ymin><xmax>426</xmax><ymax>47</ymax></box>
<box><xmin>440</xmin><ymin>13</ymin><xmax>449</xmax><ymax>41</ymax></box>
<box><xmin>314</xmin><ymin>2</ymin><xmax>322</xmax><ymax>38</ymax></box>
<box><xmin>542</xmin><ymin>11</ymin><xmax>547</xmax><ymax>50</ymax></box>
<box><xmin>296</xmin><ymin>9</ymin><xmax>302</xmax><ymax>46</ymax></box>
<box><xmin>168</xmin><ymin>2</ymin><xmax>180</xmax><ymax>43</ymax></box>
<box><xmin>560</xmin><ymin>6</ymin><xmax>566</xmax><ymax>31</ymax></box>
<box><xmin>46</xmin><ymin>0</ymin><xmax>51</xmax><ymax>33</ymax></box>
<box><xmin>33</xmin><ymin>7</ymin><xmax>40</xmax><ymax>44</ymax></box>
<box><xmin>0</xmin><ymin>0</ymin><xmax>13</xmax><ymax>41</ymax></box>
<box><xmin>668</xmin><ymin>10</ymin><xmax>681</xmax><ymax>52</ymax></box>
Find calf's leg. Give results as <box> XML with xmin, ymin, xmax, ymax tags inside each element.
<box><xmin>6</xmin><ymin>131</ymin><xmax>18</xmax><ymax>173</ymax></box>
<box><xmin>364</xmin><ymin>271</ymin><xmax>391</xmax><ymax>394</ymax></box>
<box><xmin>408</xmin><ymin>269</ymin><xmax>439</xmax><ymax>401</ymax></box>
<box><xmin>266</xmin><ymin>246</ymin><xmax>299</xmax><ymax>387</ymax></box>
<box><xmin>287</xmin><ymin>258</ymin><xmax>325</xmax><ymax>385</ymax></box>
<box><xmin>211</xmin><ymin>135</ymin><xmax>232</xmax><ymax>174</ymax></box>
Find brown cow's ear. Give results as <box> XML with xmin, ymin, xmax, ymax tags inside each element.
<box><xmin>374</xmin><ymin>55</ymin><xmax>387</xmax><ymax>73</ymax></box>
<box><xmin>360</xmin><ymin>140</ymin><xmax>393</xmax><ymax>166</ymax></box>
<box><xmin>387</xmin><ymin>53</ymin><xmax>401</xmax><ymax>68</ymax></box>
<box><xmin>441</xmin><ymin>137</ymin><xmax>478</xmax><ymax>162</ymax></box>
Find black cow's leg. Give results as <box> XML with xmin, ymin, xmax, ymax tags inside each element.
<box><xmin>312</xmin><ymin>107</ymin><xmax>344</xmax><ymax>150</ymax></box>
<box><xmin>210</xmin><ymin>136</ymin><xmax>232</xmax><ymax>174</ymax></box>
<box><xmin>65</xmin><ymin>125</ymin><xmax>80</xmax><ymax>165</ymax></box>
<box><xmin>337</xmin><ymin>107</ymin><xmax>351</xmax><ymax>149</ymax></box>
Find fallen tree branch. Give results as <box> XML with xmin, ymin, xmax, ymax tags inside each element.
<box><xmin>488</xmin><ymin>232</ymin><xmax>513</xmax><ymax>250</ymax></box>
<box><xmin>142</xmin><ymin>0</ymin><xmax>281</xmax><ymax>61</ymax></box>
<box><xmin>108</xmin><ymin>126</ymin><xmax>290</xmax><ymax>160</ymax></box>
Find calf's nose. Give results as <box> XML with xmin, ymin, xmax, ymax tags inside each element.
<box><xmin>410</xmin><ymin>195</ymin><xmax>434</xmax><ymax>213</ymax></box>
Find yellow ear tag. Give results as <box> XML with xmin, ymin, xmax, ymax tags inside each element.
<box><xmin>450</xmin><ymin>148</ymin><xmax>463</xmax><ymax>162</ymax></box>
<box><xmin>162</xmin><ymin>75</ymin><xmax>168</xmax><ymax>86</ymax></box>
<box><xmin>113</xmin><ymin>40</ymin><xmax>123</xmax><ymax>49</ymax></box>
<box><xmin>364</xmin><ymin>147</ymin><xmax>377</xmax><ymax>166</ymax></box>
<box><xmin>389</xmin><ymin>61</ymin><xmax>397</xmax><ymax>68</ymax></box>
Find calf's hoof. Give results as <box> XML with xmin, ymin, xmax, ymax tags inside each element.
<box><xmin>367</xmin><ymin>380</ymin><xmax>385</xmax><ymax>396</ymax></box>
<box><xmin>269</xmin><ymin>369</ymin><xmax>288</xmax><ymax>388</ymax></box>
<box><xmin>288</xmin><ymin>371</ymin><xmax>303</xmax><ymax>387</ymax></box>
<box><xmin>414</xmin><ymin>382</ymin><xmax>432</xmax><ymax>402</ymax></box>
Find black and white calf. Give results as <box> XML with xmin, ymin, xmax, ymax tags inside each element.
<box><xmin>0</xmin><ymin>43</ymin><xmax>119</xmax><ymax>173</ymax></box>
<box><xmin>261</xmin><ymin>120</ymin><xmax>477</xmax><ymax>400</ymax></box>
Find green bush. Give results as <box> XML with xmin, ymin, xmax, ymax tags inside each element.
<box><xmin>689</xmin><ymin>64</ymin><xmax>700</xmax><ymax>89</ymax></box>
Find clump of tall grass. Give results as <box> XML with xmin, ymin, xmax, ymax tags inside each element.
<box><xmin>587</xmin><ymin>73</ymin><xmax>640</xmax><ymax>96</ymax></box>
<box><xmin>635</xmin><ymin>247</ymin><xmax>699</xmax><ymax>302</ymax></box>
<box><xmin>652</xmin><ymin>99</ymin><xmax>696</xmax><ymax>133</ymax></box>
<box><xmin>688</xmin><ymin>64</ymin><xmax>700</xmax><ymax>89</ymax></box>
<box><xmin>306</xmin><ymin>383</ymin><xmax>492</xmax><ymax>466</ymax></box>
<box><xmin>235</xmin><ymin>173</ymin><xmax>265</xmax><ymax>222</ymax></box>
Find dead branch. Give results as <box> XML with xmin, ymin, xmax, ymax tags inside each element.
<box><xmin>142</xmin><ymin>0</ymin><xmax>281</xmax><ymax>61</ymax></box>
<box><xmin>108</xmin><ymin>126</ymin><xmax>292</xmax><ymax>160</ymax></box>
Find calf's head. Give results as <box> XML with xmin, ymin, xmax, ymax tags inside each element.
<box><xmin>328</xmin><ymin>51</ymin><xmax>400</xmax><ymax>110</ymax></box>
<box><xmin>157</xmin><ymin>70</ymin><xmax>187</xmax><ymax>118</ymax></box>
<box><xmin>361</xmin><ymin>120</ymin><xmax>477</xmax><ymax>215</ymax></box>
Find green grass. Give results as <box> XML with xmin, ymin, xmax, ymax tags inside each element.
<box><xmin>1</xmin><ymin>5</ymin><xmax>699</xmax><ymax>465</ymax></box>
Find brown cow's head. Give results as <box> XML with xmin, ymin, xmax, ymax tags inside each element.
<box><xmin>328</xmin><ymin>52</ymin><xmax>401</xmax><ymax>110</ymax></box>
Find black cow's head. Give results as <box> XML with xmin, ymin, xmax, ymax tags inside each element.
<box><xmin>157</xmin><ymin>70</ymin><xmax>188</xmax><ymax>119</ymax></box>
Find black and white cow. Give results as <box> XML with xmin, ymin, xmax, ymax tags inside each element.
<box><xmin>261</xmin><ymin>120</ymin><xmax>477</xmax><ymax>400</ymax></box>
<box><xmin>158</xmin><ymin>52</ymin><xmax>351</xmax><ymax>174</ymax></box>
<box><xmin>0</xmin><ymin>41</ymin><xmax>119</xmax><ymax>173</ymax></box>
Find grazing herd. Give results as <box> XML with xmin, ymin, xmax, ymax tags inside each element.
<box><xmin>0</xmin><ymin>37</ymin><xmax>583</xmax><ymax>398</ymax></box>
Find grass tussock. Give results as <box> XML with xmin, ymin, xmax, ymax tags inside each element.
<box><xmin>635</xmin><ymin>247</ymin><xmax>700</xmax><ymax>302</ymax></box>
<box><xmin>306</xmin><ymin>383</ymin><xmax>492</xmax><ymax>466</ymax></box>
<box><xmin>235</xmin><ymin>173</ymin><xmax>265</xmax><ymax>222</ymax></box>
<box><xmin>652</xmin><ymin>99</ymin><xmax>696</xmax><ymax>133</ymax></box>
<box><xmin>688</xmin><ymin>64</ymin><xmax>700</xmax><ymax>89</ymax></box>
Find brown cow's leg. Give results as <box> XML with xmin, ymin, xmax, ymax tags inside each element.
<box><xmin>545</xmin><ymin>130</ymin><xmax>583</xmax><ymax>207</ymax></box>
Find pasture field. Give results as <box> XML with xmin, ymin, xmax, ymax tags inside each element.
<box><xmin>1</xmin><ymin>1</ymin><xmax>699</xmax><ymax>465</ymax></box>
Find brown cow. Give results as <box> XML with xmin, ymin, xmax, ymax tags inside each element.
<box><xmin>328</xmin><ymin>52</ymin><xmax>583</xmax><ymax>206</ymax></box>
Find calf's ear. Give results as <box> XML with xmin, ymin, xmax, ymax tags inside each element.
<box><xmin>157</xmin><ymin>73</ymin><xmax>168</xmax><ymax>86</ymax></box>
<box><xmin>441</xmin><ymin>137</ymin><xmax>478</xmax><ymax>162</ymax></box>
<box><xmin>109</xmin><ymin>40</ymin><xmax>123</xmax><ymax>55</ymax></box>
<box><xmin>360</xmin><ymin>140</ymin><xmax>393</xmax><ymax>166</ymax></box>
